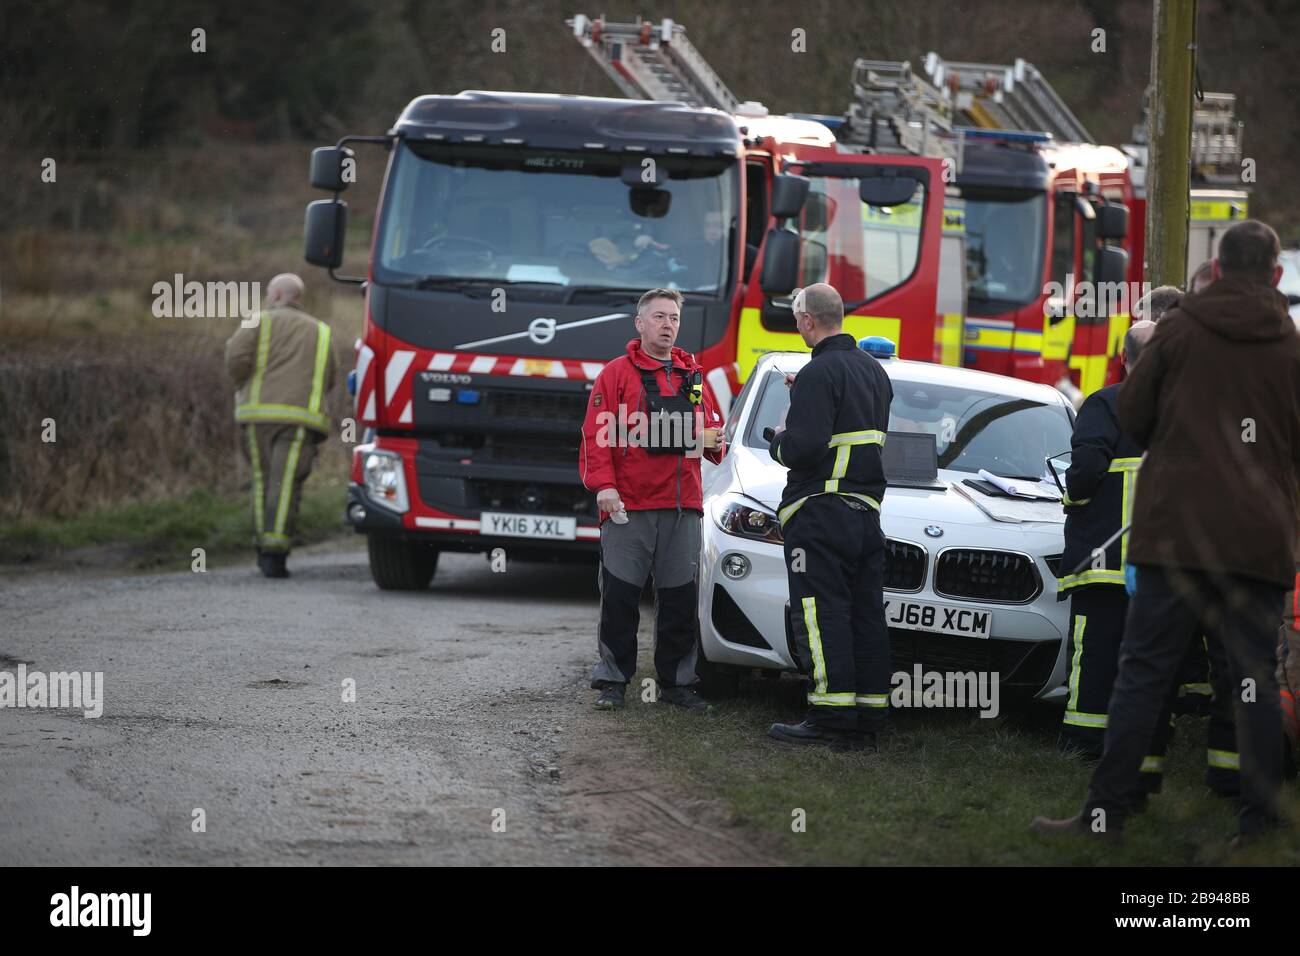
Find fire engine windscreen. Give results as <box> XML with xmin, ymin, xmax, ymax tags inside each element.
<box><xmin>375</xmin><ymin>142</ymin><xmax>738</xmax><ymax>295</ymax></box>
<box><xmin>962</xmin><ymin>190</ymin><xmax>1048</xmax><ymax>314</ymax></box>
<box><xmin>794</xmin><ymin>175</ymin><xmax>928</xmax><ymax>303</ymax></box>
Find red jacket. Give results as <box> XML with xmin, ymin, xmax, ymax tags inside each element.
<box><xmin>580</xmin><ymin>339</ymin><xmax>725</xmax><ymax>517</ymax></box>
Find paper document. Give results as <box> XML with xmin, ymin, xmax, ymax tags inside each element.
<box><xmin>977</xmin><ymin>469</ymin><xmax>1062</xmax><ymax>501</ymax></box>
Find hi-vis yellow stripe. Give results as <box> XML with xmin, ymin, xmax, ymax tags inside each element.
<box><xmin>236</xmin><ymin>319</ymin><xmax>333</xmax><ymax>434</ymax></box>
<box><xmin>935</xmin><ymin>312</ymin><xmax>962</xmax><ymax>366</ymax></box>
<box><xmin>736</xmin><ymin>307</ymin><xmax>900</xmax><ymax>383</ymax></box>
<box><xmin>1190</xmin><ymin>199</ymin><xmax>1248</xmax><ymax>223</ymax></box>
<box><xmin>803</xmin><ymin>597</ymin><xmax>828</xmax><ymax>696</ymax></box>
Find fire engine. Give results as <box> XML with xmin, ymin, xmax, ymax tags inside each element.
<box><xmin>301</xmin><ymin>16</ymin><xmax>949</xmax><ymax>588</ymax></box>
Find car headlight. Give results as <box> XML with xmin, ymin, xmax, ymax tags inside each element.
<box><xmin>714</xmin><ymin>496</ymin><xmax>783</xmax><ymax>545</ymax></box>
<box><xmin>363</xmin><ymin>451</ymin><xmax>409</xmax><ymax>513</ymax></box>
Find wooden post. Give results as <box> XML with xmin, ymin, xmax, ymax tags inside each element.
<box><xmin>1144</xmin><ymin>0</ymin><xmax>1197</xmax><ymax>287</ymax></box>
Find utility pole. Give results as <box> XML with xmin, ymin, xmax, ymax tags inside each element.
<box><xmin>1144</xmin><ymin>0</ymin><xmax>1197</xmax><ymax>287</ymax></box>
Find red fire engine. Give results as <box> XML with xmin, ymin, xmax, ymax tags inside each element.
<box><xmin>301</xmin><ymin>16</ymin><xmax>949</xmax><ymax>588</ymax></box>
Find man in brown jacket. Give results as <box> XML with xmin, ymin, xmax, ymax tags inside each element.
<box><xmin>224</xmin><ymin>274</ymin><xmax>336</xmax><ymax>578</ymax></box>
<box><xmin>1033</xmin><ymin>220</ymin><xmax>1300</xmax><ymax>843</ymax></box>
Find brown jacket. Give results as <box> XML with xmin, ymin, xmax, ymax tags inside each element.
<box><xmin>1117</xmin><ymin>276</ymin><xmax>1300</xmax><ymax>589</ymax></box>
<box><xmin>225</xmin><ymin>305</ymin><xmax>337</xmax><ymax>435</ymax></box>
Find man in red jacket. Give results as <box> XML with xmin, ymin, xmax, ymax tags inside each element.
<box><xmin>579</xmin><ymin>288</ymin><xmax>726</xmax><ymax>712</ymax></box>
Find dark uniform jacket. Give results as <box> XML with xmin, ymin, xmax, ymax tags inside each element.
<box><xmin>1059</xmin><ymin>382</ymin><xmax>1143</xmax><ymax>592</ymax></box>
<box><xmin>1118</xmin><ymin>276</ymin><xmax>1300</xmax><ymax>589</ymax></box>
<box><xmin>768</xmin><ymin>333</ymin><xmax>893</xmax><ymax>527</ymax></box>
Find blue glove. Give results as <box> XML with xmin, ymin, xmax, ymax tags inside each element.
<box><xmin>1124</xmin><ymin>563</ymin><xmax>1137</xmax><ymax>596</ymax></box>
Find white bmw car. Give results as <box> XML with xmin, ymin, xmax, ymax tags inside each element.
<box><xmin>698</xmin><ymin>350</ymin><xmax>1075</xmax><ymax>701</ymax></box>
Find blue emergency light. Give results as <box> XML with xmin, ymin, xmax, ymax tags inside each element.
<box><xmin>859</xmin><ymin>336</ymin><xmax>896</xmax><ymax>359</ymax></box>
<box><xmin>956</xmin><ymin>126</ymin><xmax>1052</xmax><ymax>145</ymax></box>
<box><xmin>456</xmin><ymin>389</ymin><xmax>481</xmax><ymax>405</ymax></box>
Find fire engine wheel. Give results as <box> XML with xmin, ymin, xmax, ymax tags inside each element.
<box><xmin>367</xmin><ymin>535</ymin><xmax>439</xmax><ymax>591</ymax></box>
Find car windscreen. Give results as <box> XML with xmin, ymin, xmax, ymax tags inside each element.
<box><xmin>743</xmin><ymin>368</ymin><xmax>1073</xmax><ymax>480</ymax></box>
<box><xmin>374</xmin><ymin>142</ymin><xmax>738</xmax><ymax>295</ymax></box>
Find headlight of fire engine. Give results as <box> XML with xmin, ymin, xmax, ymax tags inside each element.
<box><xmin>714</xmin><ymin>496</ymin><xmax>783</xmax><ymax>545</ymax></box>
<box><xmin>363</xmin><ymin>451</ymin><xmax>409</xmax><ymax>514</ymax></box>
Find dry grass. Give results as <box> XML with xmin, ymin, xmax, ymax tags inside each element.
<box><xmin>0</xmin><ymin>143</ymin><xmax>378</xmax><ymax>521</ymax></box>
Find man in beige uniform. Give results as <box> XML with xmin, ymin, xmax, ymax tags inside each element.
<box><xmin>224</xmin><ymin>274</ymin><xmax>336</xmax><ymax>578</ymax></box>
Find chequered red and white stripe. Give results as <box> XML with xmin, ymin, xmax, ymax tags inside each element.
<box><xmin>354</xmin><ymin>346</ymin><xmax>605</xmax><ymax>427</ymax></box>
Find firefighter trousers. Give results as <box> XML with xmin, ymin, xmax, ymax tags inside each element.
<box><xmin>240</xmin><ymin>423</ymin><xmax>320</xmax><ymax>555</ymax></box>
<box><xmin>1084</xmin><ymin>566</ymin><xmax>1285</xmax><ymax>835</ymax></box>
<box><xmin>1059</xmin><ymin>585</ymin><xmax>1174</xmax><ymax>792</ymax></box>
<box><xmin>784</xmin><ymin>494</ymin><xmax>891</xmax><ymax>732</ymax></box>
<box><xmin>591</xmin><ymin>508</ymin><xmax>701</xmax><ymax>691</ymax></box>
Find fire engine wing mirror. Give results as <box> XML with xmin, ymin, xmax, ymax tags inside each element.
<box><xmin>311</xmin><ymin>146</ymin><xmax>354</xmax><ymax>192</ymax></box>
<box><xmin>1074</xmin><ymin>195</ymin><xmax>1096</xmax><ymax>220</ymax></box>
<box><xmin>770</xmin><ymin>174</ymin><xmax>811</xmax><ymax>219</ymax></box>
<box><xmin>859</xmin><ymin>174</ymin><xmax>919</xmax><ymax>208</ymax></box>
<box><xmin>1094</xmin><ymin>245</ymin><xmax>1128</xmax><ymax>290</ymax></box>
<box><xmin>1096</xmin><ymin>202</ymin><xmax>1129</xmax><ymax>240</ymax></box>
<box><xmin>304</xmin><ymin>199</ymin><xmax>347</xmax><ymax>269</ymax></box>
<box><xmin>759</xmin><ymin>228</ymin><xmax>800</xmax><ymax>295</ymax></box>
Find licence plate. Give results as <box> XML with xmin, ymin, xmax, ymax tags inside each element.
<box><xmin>481</xmin><ymin>512</ymin><xmax>576</xmax><ymax>541</ymax></box>
<box><xmin>884</xmin><ymin>599</ymin><xmax>991</xmax><ymax>639</ymax></box>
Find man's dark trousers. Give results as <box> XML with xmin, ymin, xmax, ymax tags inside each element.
<box><xmin>592</xmin><ymin>509</ymin><xmax>701</xmax><ymax>690</ymax></box>
<box><xmin>784</xmin><ymin>494</ymin><xmax>891</xmax><ymax>731</ymax></box>
<box><xmin>1084</xmin><ymin>566</ymin><xmax>1285</xmax><ymax>835</ymax></box>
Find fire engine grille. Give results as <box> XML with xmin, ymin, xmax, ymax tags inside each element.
<box><xmin>883</xmin><ymin>539</ymin><xmax>926</xmax><ymax>592</ymax></box>
<box><xmin>480</xmin><ymin>434</ymin><xmax>580</xmax><ymax>465</ymax></box>
<box><xmin>473</xmin><ymin>479</ymin><xmax>596</xmax><ymax>519</ymax></box>
<box><xmin>934</xmin><ymin>549</ymin><xmax>1041</xmax><ymax>603</ymax></box>
<box><xmin>488</xmin><ymin>389</ymin><xmax>589</xmax><ymax>423</ymax></box>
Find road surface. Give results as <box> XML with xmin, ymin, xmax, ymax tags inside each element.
<box><xmin>0</xmin><ymin>541</ymin><xmax>769</xmax><ymax>866</ymax></box>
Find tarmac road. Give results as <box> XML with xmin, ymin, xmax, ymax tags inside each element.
<box><xmin>0</xmin><ymin>540</ymin><xmax>770</xmax><ymax>866</ymax></box>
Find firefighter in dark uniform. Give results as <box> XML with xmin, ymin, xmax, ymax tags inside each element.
<box><xmin>767</xmin><ymin>284</ymin><xmax>894</xmax><ymax>750</ymax></box>
<box><xmin>1057</xmin><ymin>320</ymin><xmax>1187</xmax><ymax>797</ymax></box>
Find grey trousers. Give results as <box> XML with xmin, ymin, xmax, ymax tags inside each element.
<box><xmin>591</xmin><ymin>508</ymin><xmax>702</xmax><ymax>689</ymax></box>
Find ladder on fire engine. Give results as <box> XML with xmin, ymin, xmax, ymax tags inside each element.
<box><xmin>567</xmin><ymin>14</ymin><xmax>747</xmax><ymax>113</ymax></box>
<box><xmin>1189</xmin><ymin>91</ymin><xmax>1244</xmax><ymax>184</ymax></box>
<box><xmin>1124</xmin><ymin>87</ymin><xmax>1244</xmax><ymax>191</ymax></box>
<box><xmin>840</xmin><ymin>58</ymin><xmax>964</xmax><ymax>168</ymax></box>
<box><xmin>920</xmin><ymin>52</ymin><xmax>1095</xmax><ymax>144</ymax></box>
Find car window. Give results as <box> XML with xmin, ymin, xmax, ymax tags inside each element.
<box><xmin>744</xmin><ymin>370</ymin><xmax>1073</xmax><ymax>480</ymax></box>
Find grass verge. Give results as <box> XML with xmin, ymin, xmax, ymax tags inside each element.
<box><xmin>623</xmin><ymin>672</ymin><xmax>1300</xmax><ymax>866</ymax></box>
<box><xmin>0</xmin><ymin>476</ymin><xmax>351</xmax><ymax>571</ymax></box>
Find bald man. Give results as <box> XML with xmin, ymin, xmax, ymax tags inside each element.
<box><xmin>224</xmin><ymin>273</ymin><xmax>336</xmax><ymax>578</ymax></box>
<box><xmin>767</xmin><ymin>283</ymin><xmax>894</xmax><ymax>749</ymax></box>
